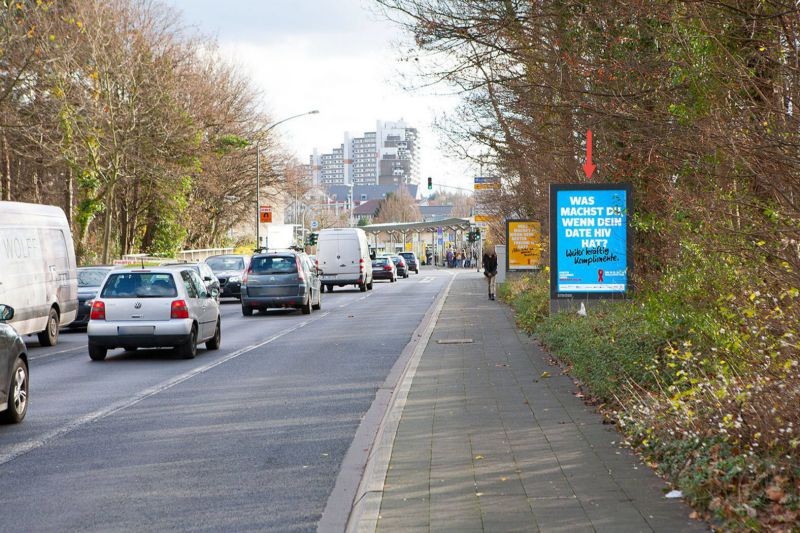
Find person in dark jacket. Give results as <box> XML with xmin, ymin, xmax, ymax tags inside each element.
<box><xmin>482</xmin><ymin>248</ymin><xmax>498</xmax><ymax>300</ymax></box>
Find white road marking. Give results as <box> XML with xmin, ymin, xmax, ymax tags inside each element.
<box><xmin>0</xmin><ymin>312</ymin><xmax>331</xmax><ymax>466</ymax></box>
<box><xmin>29</xmin><ymin>344</ymin><xmax>86</xmax><ymax>361</ymax></box>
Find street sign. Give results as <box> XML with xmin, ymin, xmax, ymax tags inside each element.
<box><xmin>474</xmin><ymin>214</ymin><xmax>496</xmax><ymax>223</ymax></box>
<box><xmin>474</xmin><ymin>176</ymin><xmax>501</xmax><ymax>190</ymax></box>
<box><xmin>259</xmin><ymin>205</ymin><xmax>272</xmax><ymax>223</ymax></box>
<box><xmin>310</xmin><ymin>220</ymin><xmax>319</xmax><ymax>230</ymax></box>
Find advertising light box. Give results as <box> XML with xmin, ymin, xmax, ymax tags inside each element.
<box><xmin>506</xmin><ymin>220</ymin><xmax>542</xmax><ymax>271</ymax></box>
<box><xmin>549</xmin><ymin>184</ymin><xmax>632</xmax><ymax>299</ymax></box>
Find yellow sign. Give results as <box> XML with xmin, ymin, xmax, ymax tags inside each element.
<box><xmin>507</xmin><ymin>220</ymin><xmax>542</xmax><ymax>270</ymax></box>
<box><xmin>474</xmin><ymin>214</ymin><xmax>496</xmax><ymax>222</ymax></box>
<box><xmin>474</xmin><ymin>182</ymin><xmax>501</xmax><ymax>190</ymax></box>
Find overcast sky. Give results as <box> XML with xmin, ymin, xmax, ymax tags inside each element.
<box><xmin>162</xmin><ymin>0</ymin><xmax>473</xmax><ymax>192</ymax></box>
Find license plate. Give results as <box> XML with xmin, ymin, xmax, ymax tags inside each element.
<box><xmin>321</xmin><ymin>274</ymin><xmax>337</xmax><ymax>280</ymax></box>
<box><xmin>118</xmin><ymin>325</ymin><xmax>155</xmax><ymax>335</ymax></box>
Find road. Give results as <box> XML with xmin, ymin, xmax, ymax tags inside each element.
<box><xmin>0</xmin><ymin>270</ymin><xmax>449</xmax><ymax>532</ymax></box>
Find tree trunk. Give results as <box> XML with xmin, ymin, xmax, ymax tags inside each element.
<box><xmin>101</xmin><ymin>188</ymin><xmax>114</xmax><ymax>264</ymax></box>
<box><xmin>1</xmin><ymin>134</ymin><xmax>10</xmax><ymax>201</ymax></box>
<box><xmin>65</xmin><ymin>167</ymin><xmax>73</xmax><ymax>227</ymax></box>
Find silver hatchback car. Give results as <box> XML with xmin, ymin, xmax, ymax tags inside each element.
<box><xmin>87</xmin><ymin>268</ymin><xmax>221</xmax><ymax>361</ymax></box>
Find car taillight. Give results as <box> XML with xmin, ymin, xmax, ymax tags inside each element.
<box><xmin>296</xmin><ymin>256</ymin><xmax>305</xmax><ymax>282</ymax></box>
<box><xmin>171</xmin><ymin>300</ymin><xmax>190</xmax><ymax>319</ymax></box>
<box><xmin>90</xmin><ymin>301</ymin><xmax>106</xmax><ymax>320</ymax></box>
<box><xmin>384</xmin><ymin>265</ymin><xmax>393</xmax><ymax>271</ymax></box>
<box><xmin>359</xmin><ymin>258</ymin><xmax>365</xmax><ymax>272</ymax></box>
<box><xmin>243</xmin><ymin>266</ymin><xmax>251</xmax><ymax>284</ymax></box>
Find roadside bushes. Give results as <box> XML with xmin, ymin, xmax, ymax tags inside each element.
<box><xmin>501</xmin><ymin>254</ymin><xmax>800</xmax><ymax>529</ymax></box>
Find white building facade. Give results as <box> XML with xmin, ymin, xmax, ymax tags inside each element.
<box><xmin>310</xmin><ymin>120</ymin><xmax>420</xmax><ymax>188</ymax></box>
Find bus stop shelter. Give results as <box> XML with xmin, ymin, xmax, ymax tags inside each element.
<box><xmin>361</xmin><ymin>218</ymin><xmax>473</xmax><ymax>266</ymax></box>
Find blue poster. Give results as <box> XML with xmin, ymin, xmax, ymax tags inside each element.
<box><xmin>552</xmin><ymin>185</ymin><xmax>630</xmax><ymax>295</ymax></box>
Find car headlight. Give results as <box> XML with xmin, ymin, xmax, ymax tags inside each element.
<box><xmin>229</xmin><ymin>276</ymin><xmax>241</xmax><ymax>282</ymax></box>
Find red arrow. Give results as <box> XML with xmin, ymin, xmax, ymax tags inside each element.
<box><xmin>583</xmin><ymin>129</ymin><xmax>596</xmax><ymax>179</ymax></box>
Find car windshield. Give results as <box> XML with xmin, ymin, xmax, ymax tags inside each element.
<box><xmin>100</xmin><ymin>273</ymin><xmax>178</xmax><ymax>298</ymax></box>
<box><xmin>391</xmin><ymin>257</ymin><xmax>404</xmax><ymax>264</ymax></box>
<box><xmin>206</xmin><ymin>257</ymin><xmax>244</xmax><ymax>272</ymax></box>
<box><xmin>372</xmin><ymin>258</ymin><xmax>389</xmax><ymax>266</ymax></box>
<box><xmin>251</xmin><ymin>256</ymin><xmax>297</xmax><ymax>275</ymax></box>
<box><xmin>400</xmin><ymin>253</ymin><xmax>414</xmax><ymax>260</ymax></box>
<box><xmin>78</xmin><ymin>268</ymin><xmax>110</xmax><ymax>287</ymax></box>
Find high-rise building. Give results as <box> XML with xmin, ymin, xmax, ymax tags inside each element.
<box><xmin>310</xmin><ymin>120</ymin><xmax>420</xmax><ymax>188</ymax></box>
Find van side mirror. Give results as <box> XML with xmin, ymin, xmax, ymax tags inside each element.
<box><xmin>0</xmin><ymin>304</ymin><xmax>14</xmax><ymax>321</ymax></box>
<box><xmin>209</xmin><ymin>288</ymin><xmax>219</xmax><ymax>299</ymax></box>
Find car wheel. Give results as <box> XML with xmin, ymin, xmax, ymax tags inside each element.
<box><xmin>123</xmin><ymin>347</ymin><xmax>138</xmax><ymax>353</ymax></box>
<box><xmin>312</xmin><ymin>291</ymin><xmax>321</xmax><ymax>311</ymax></box>
<box><xmin>404</xmin><ymin>272</ymin><xmax>409</xmax><ymax>278</ymax></box>
<box><xmin>0</xmin><ymin>358</ymin><xmax>28</xmax><ymax>424</ymax></box>
<box><xmin>206</xmin><ymin>319</ymin><xmax>221</xmax><ymax>350</ymax></box>
<box><xmin>177</xmin><ymin>326</ymin><xmax>197</xmax><ymax>359</ymax></box>
<box><xmin>367</xmin><ymin>280</ymin><xmax>373</xmax><ymax>290</ymax></box>
<box><xmin>88</xmin><ymin>343</ymin><xmax>107</xmax><ymax>361</ymax></box>
<box><xmin>359</xmin><ymin>282</ymin><xmax>367</xmax><ymax>292</ymax></box>
<box><xmin>302</xmin><ymin>295</ymin><xmax>312</xmax><ymax>315</ymax></box>
<box><xmin>259</xmin><ymin>306</ymin><xmax>268</xmax><ymax>314</ymax></box>
<box><xmin>242</xmin><ymin>305</ymin><xmax>253</xmax><ymax>316</ymax></box>
<box><xmin>37</xmin><ymin>307</ymin><xmax>59</xmax><ymax>347</ymax></box>
<box><xmin>327</xmin><ymin>285</ymin><xmax>333</xmax><ymax>292</ymax></box>
<box><xmin>391</xmin><ymin>275</ymin><xmax>396</xmax><ymax>283</ymax></box>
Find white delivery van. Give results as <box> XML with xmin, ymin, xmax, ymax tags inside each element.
<box><xmin>316</xmin><ymin>228</ymin><xmax>373</xmax><ymax>292</ymax></box>
<box><xmin>0</xmin><ymin>201</ymin><xmax>78</xmax><ymax>346</ymax></box>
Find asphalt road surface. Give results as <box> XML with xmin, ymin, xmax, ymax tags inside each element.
<box><xmin>0</xmin><ymin>269</ymin><xmax>450</xmax><ymax>532</ymax></box>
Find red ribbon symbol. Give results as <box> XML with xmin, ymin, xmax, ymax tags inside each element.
<box><xmin>598</xmin><ymin>269</ymin><xmax>604</xmax><ymax>283</ymax></box>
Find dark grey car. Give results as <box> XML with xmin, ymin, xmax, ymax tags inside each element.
<box><xmin>71</xmin><ymin>266</ymin><xmax>114</xmax><ymax>329</ymax></box>
<box><xmin>205</xmin><ymin>255</ymin><xmax>249</xmax><ymax>299</ymax></box>
<box><xmin>241</xmin><ymin>251</ymin><xmax>321</xmax><ymax>316</ymax></box>
<box><xmin>0</xmin><ymin>304</ymin><xmax>28</xmax><ymax>424</ymax></box>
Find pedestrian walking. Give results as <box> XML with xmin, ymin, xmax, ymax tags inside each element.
<box><xmin>482</xmin><ymin>248</ymin><xmax>498</xmax><ymax>300</ymax></box>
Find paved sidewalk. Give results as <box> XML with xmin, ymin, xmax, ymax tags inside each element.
<box><xmin>370</xmin><ymin>272</ymin><xmax>705</xmax><ymax>532</ymax></box>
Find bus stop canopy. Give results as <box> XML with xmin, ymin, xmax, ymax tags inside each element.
<box><xmin>361</xmin><ymin>217</ymin><xmax>471</xmax><ymax>235</ymax></box>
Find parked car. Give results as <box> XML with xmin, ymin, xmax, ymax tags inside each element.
<box><xmin>241</xmin><ymin>250</ymin><xmax>321</xmax><ymax>316</ymax></box>
<box><xmin>161</xmin><ymin>262</ymin><xmax>220</xmax><ymax>301</ymax></box>
<box><xmin>398</xmin><ymin>251</ymin><xmax>419</xmax><ymax>274</ymax></box>
<box><xmin>0</xmin><ymin>304</ymin><xmax>28</xmax><ymax>424</ymax></box>
<box><xmin>71</xmin><ymin>266</ymin><xmax>114</xmax><ymax>329</ymax></box>
<box><xmin>205</xmin><ymin>254</ymin><xmax>250</xmax><ymax>299</ymax></box>
<box><xmin>316</xmin><ymin>228</ymin><xmax>373</xmax><ymax>292</ymax></box>
<box><xmin>86</xmin><ymin>268</ymin><xmax>221</xmax><ymax>361</ymax></box>
<box><xmin>388</xmin><ymin>255</ymin><xmax>409</xmax><ymax>278</ymax></box>
<box><xmin>0</xmin><ymin>201</ymin><xmax>78</xmax><ymax>346</ymax></box>
<box><xmin>372</xmin><ymin>256</ymin><xmax>397</xmax><ymax>282</ymax></box>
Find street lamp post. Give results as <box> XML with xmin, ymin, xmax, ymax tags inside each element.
<box><xmin>255</xmin><ymin>109</ymin><xmax>320</xmax><ymax>248</ymax></box>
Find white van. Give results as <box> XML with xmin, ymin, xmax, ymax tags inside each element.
<box><xmin>316</xmin><ymin>228</ymin><xmax>373</xmax><ymax>292</ymax></box>
<box><xmin>0</xmin><ymin>201</ymin><xmax>78</xmax><ymax>346</ymax></box>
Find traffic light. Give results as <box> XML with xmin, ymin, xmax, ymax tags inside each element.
<box><xmin>427</xmin><ymin>177</ymin><xmax>432</xmax><ymax>190</ymax></box>
<box><xmin>307</xmin><ymin>232</ymin><xmax>318</xmax><ymax>246</ymax></box>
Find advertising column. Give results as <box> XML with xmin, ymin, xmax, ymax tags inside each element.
<box><xmin>549</xmin><ymin>183</ymin><xmax>632</xmax><ymax>312</ymax></box>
